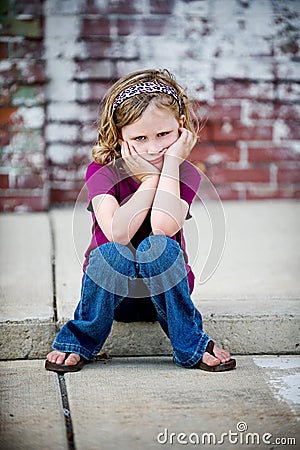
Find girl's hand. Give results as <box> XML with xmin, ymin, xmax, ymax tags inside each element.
<box><xmin>121</xmin><ymin>141</ymin><xmax>160</xmax><ymax>183</ymax></box>
<box><xmin>164</xmin><ymin>128</ymin><xmax>196</xmax><ymax>161</ymax></box>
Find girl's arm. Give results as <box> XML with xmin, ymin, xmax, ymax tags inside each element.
<box><xmin>92</xmin><ymin>142</ymin><xmax>159</xmax><ymax>245</ymax></box>
<box><xmin>151</xmin><ymin>128</ymin><xmax>195</xmax><ymax>237</ymax></box>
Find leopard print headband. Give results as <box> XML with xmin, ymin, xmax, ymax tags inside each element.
<box><xmin>112</xmin><ymin>82</ymin><xmax>182</xmax><ymax>114</ymax></box>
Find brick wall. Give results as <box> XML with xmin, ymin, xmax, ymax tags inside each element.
<box><xmin>1</xmin><ymin>0</ymin><xmax>299</xmax><ymax>211</ymax></box>
<box><xmin>0</xmin><ymin>0</ymin><xmax>47</xmax><ymax>211</ymax></box>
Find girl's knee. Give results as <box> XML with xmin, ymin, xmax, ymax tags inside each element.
<box><xmin>136</xmin><ymin>235</ymin><xmax>182</xmax><ymax>271</ymax></box>
<box><xmin>137</xmin><ymin>234</ymin><xmax>180</xmax><ymax>258</ymax></box>
<box><xmin>87</xmin><ymin>241</ymin><xmax>136</xmax><ymax>277</ymax></box>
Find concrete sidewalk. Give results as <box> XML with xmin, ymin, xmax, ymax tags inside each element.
<box><xmin>1</xmin><ymin>356</ymin><xmax>299</xmax><ymax>449</ymax></box>
<box><xmin>0</xmin><ymin>200</ymin><xmax>299</xmax><ymax>450</ymax></box>
<box><xmin>0</xmin><ymin>200</ymin><xmax>299</xmax><ymax>359</ymax></box>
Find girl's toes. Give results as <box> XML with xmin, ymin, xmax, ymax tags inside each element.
<box><xmin>56</xmin><ymin>353</ymin><xmax>67</xmax><ymax>365</ymax></box>
<box><xmin>65</xmin><ymin>353</ymin><xmax>80</xmax><ymax>366</ymax></box>
<box><xmin>202</xmin><ymin>352</ymin><xmax>220</xmax><ymax>367</ymax></box>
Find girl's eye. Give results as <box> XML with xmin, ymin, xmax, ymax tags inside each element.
<box><xmin>134</xmin><ymin>136</ymin><xmax>145</xmax><ymax>141</ymax></box>
<box><xmin>158</xmin><ymin>131</ymin><xmax>170</xmax><ymax>137</ymax></box>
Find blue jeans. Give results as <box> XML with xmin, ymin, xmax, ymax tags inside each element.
<box><xmin>52</xmin><ymin>235</ymin><xmax>210</xmax><ymax>368</ymax></box>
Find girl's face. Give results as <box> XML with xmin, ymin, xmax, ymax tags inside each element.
<box><xmin>121</xmin><ymin>104</ymin><xmax>185</xmax><ymax>169</ymax></box>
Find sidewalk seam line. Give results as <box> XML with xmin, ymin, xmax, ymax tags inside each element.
<box><xmin>49</xmin><ymin>213</ymin><xmax>58</xmax><ymax>324</ymax></box>
<box><xmin>57</xmin><ymin>373</ymin><xmax>76</xmax><ymax>450</ymax></box>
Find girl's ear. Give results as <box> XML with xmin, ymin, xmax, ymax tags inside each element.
<box><xmin>179</xmin><ymin>115</ymin><xmax>186</xmax><ymax>127</ymax></box>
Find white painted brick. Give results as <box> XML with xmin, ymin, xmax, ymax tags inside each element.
<box><xmin>75</xmin><ymin>60</ymin><xmax>113</xmax><ymax>80</ymax></box>
<box><xmin>214</xmin><ymin>57</ymin><xmax>273</xmax><ymax>80</ymax></box>
<box><xmin>45</xmin><ymin>16</ymin><xmax>81</xmax><ymax>38</ymax></box>
<box><xmin>82</xmin><ymin>124</ymin><xmax>97</xmax><ymax>144</ymax></box>
<box><xmin>47</xmin><ymin>103</ymin><xmax>79</xmax><ymax>121</ymax></box>
<box><xmin>44</xmin><ymin>0</ymin><xmax>85</xmax><ymax>15</ymax></box>
<box><xmin>46</xmin><ymin>123</ymin><xmax>79</xmax><ymax>142</ymax></box>
<box><xmin>47</xmin><ymin>77</ymin><xmax>77</xmax><ymax>102</ymax></box>
<box><xmin>47</xmin><ymin>144</ymin><xmax>75</xmax><ymax>164</ymax></box>
<box><xmin>277</xmin><ymin>61</ymin><xmax>300</xmax><ymax>81</ymax></box>
<box><xmin>12</xmin><ymin>107</ymin><xmax>45</xmax><ymax>129</ymax></box>
<box><xmin>273</xmin><ymin>120</ymin><xmax>290</xmax><ymax>144</ymax></box>
<box><xmin>277</xmin><ymin>83</ymin><xmax>300</xmax><ymax>102</ymax></box>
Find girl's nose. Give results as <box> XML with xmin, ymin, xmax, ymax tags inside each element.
<box><xmin>147</xmin><ymin>141</ymin><xmax>162</xmax><ymax>154</ymax></box>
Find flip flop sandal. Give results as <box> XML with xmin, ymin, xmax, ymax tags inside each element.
<box><xmin>196</xmin><ymin>340</ymin><xmax>236</xmax><ymax>372</ymax></box>
<box><xmin>45</xmin><ymin>353</ymin><xmax>90</xmax><ymax>373</ymax></box>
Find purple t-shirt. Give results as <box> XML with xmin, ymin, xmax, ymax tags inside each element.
<box><xmin>84</xmin><ymin>159</ymin><xmax>201</xmax><ymax>293</ymax></box>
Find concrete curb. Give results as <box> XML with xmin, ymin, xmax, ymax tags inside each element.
<box><xmin>1</xmin><ymin>310</ymin><xmax>299</xmax><ymax>359</ymax></box>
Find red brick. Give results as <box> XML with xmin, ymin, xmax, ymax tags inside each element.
<box><xmin>277</xmin><ymin>167</ymin><xmax>300</xmax><ymax>183</ymax></box>
<box><xmin>150</xmin><ymin>0</ymin><xmax>175</xmax><ymax>14</ymax></box>
<box><xmin>284</xmin><ymin>122</ymin><xmax>300</xmax><ymax>140</ymax></box>
<box><xmin>83</xmin><ymin>39</ymin><xmax>139</xmax><ymax>60</ymax></box>
<box><xmin>75</xmin><ymin>60</ymin><xmax>113</xmax><ymax>81</ymax></box>
<box><xmin>203</xmin><ymin>103</ymin><xmax>241</xmax><ymax>121</ymax></box>
<box><xmin>0</xmin><ymin>174</ymin><xmax>9</xmax><ymax>189</ymax></box>
<box><xmin>81</xmin><ymin>0</ymin><xmax>140</xmax><ymax>14</ymax></box>
<box><xmin>0</xmin><ymin>107</ymin><xmax>18</xmax><ymax>125</ymax></box>
<box><xmin>13</xmin><ymin>174</ymin><xmax>45</xmax><ymax>189</ymax></box>
<box><xmin>81</xmin><ymin>18</ymin><xmax>110</xmax><ymax>38</ymax></box>
<box><xmin>213</xmin><ymin>121</ymin><xmax>273</xmax><ymax>142</ymax></box>
<box><xmin>19</xmin><ymin>61</ymin><xmax>46</xmax><ymax>84</ymax></box>
<box><xmin>117</xmin><ymin>19</ymin><xmax>138</xmax><ymax>36</ymax></box>
<box><xmin>198</xmin><ymin>121</ymin><xmax>213</xmax><ymax>142</ymax></box>
<box><xmin>50</xmin><ymin>188</ymin><xmax>82</xmax><ymax>205</ymax></box>
<box><xmin>214</xmin><ymin>81</ymin><xmax>274</xmax><ymax>101</ymax></box>
<box><xmin>207</xmin><ymin>167</ymin><xmax>270</xmax><ymax>184</ymax></box>
<box><xmin>214</xmin><ymin>185</ymin><xmax>240</xmax><ymax>201</ymax></box>
<box><xmin>0</xmin><ymin>85</ymin><xmax>17</xmax><ymax>105</ymax></box>
<box><xmin>191</xmin><ymin>144</ymin><xmax>240</xmax><ymax>165</ymax></box>
<box><xmin>0</xmin><ymin>127</ymin><xmax>10</xmax><ymax>145</ymax></box>
<box><xmin>83</xmin><ymin>40</ymin><xmax>113</xmax><ymax>59</ymax></box>
<box><xmin>1</xmin><ymin>61</ymin><xmax>46</xmax><ymax>84</ymax></box>
<box><xmin>141</xmin><ymin>18</ymin><xmax>166</xmax><ymax>35</ymax></box>
<box><xmin>274</xmin><ymin>104</ymin><xmax>300</xmax><ymax>120</ymax></box>
<box><xmin>77</xmin><ymin>81</ymin><xmax>114</xmax><ymax>103</ymax></box>
<box><xmin>247</xmin><ymin>102</ymin><xmax>274</xmax><ymax>120</ymax></box>
<box><xmin>8</xmin><ymin>40</ymin><xmax>44</xmax><ymax>59</ymax></box>
<box><xmin>0</xmin><ymin>195</ymin><xmax>46</xmax><ymax>212</ymax></box>
<box><xmin>0</xmin><ymin>63</ymin><xmax>19</xmax><ymax>84</ymax></box>
<box><xmin>248</xmin><ymin>146</ymin><xmax>300</xmax><ymax>163</ymax></box>
<box><xmin>106</xmin><ymin>0</ymin><xmax>140</xmax><ymax>14</ymax></box>
<box><xmin>0</xmin><ymin>42</ymin><xmax>8</xmax><ymax>59</ymax></box>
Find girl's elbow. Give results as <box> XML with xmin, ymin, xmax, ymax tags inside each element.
<box><xmin>106</xmin><ymin>230</ymin><xmax>130</xmax><ymax>246</ymax></box>
<box><xmin>151</xmin><ymin>218</ymin><xmax>179</xmax><ymax>237</ymax></box>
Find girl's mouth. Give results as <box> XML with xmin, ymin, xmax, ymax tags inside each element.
<box><xmin>148</xmin><ymin>155</ymin><xmax>163</xmax><ymax>164</ymax></box>
<box><xmin>147</xmin><ymin>149</ymin><xmax>167</xmax><ymax>164</ymax></box>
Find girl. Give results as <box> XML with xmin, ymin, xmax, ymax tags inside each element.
<box><xmin>45</xmin><ymin>69</ymin><xmax>236</xmax><ymax>373</ymax></box>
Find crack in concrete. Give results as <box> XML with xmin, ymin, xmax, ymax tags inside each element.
<box><xmin>57</xmin><ymin>373</ymin><xmax>76</xmax><ymax>450</ymax></box>
<box><xmin>49</xmin><ymin>213</ymin><xmax>58</xmax><ymax>324</ymax></box>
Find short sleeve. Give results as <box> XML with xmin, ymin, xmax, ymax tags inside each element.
<box><xmin>179</xmin><ymin>160</ymin><xmax>201</xmax><ymax>218</ymax></box>
<box><xmin>86</xmin><ymin>162</ymin><xmax>119</xmax><ymax>211</ymax></box>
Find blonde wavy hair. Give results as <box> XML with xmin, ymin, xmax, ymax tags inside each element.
<box><xmin>92</xmin><ymin>69</ymin><xmax>199</xmax><ymax>165</ymax></box>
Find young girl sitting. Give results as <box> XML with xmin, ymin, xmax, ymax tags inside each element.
<box><xmin>45</xmin><ymin>69</ymin><xmax>236</xmax><ymax>373</ymax></box>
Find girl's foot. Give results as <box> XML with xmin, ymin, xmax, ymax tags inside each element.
<box><xmin>46</xmin><ymin>350</ymin><xmax>81</xmax><ymax>366</ymax></box>
<box><xmin>197</xmin><ymin>341</ymin><xmax>236</xmax><ymax>372</ymax></box>
<box><xmin>201</xmin><ymin>344</ymin><xmax>231</xmax><ymax>367</ymax></box>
